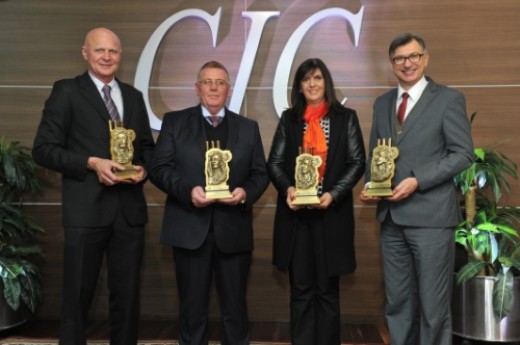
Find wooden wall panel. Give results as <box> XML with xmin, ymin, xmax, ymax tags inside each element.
<box><xmin>26</xmin><ymin>203</ymin><xmax>385</xmax><ymax>323</ymax></box>
<box><xmin>2</xmin><ymin>0</ymin><xmax>520</xmax><ymax>324</ymax></box>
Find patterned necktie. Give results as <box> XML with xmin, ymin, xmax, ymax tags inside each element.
<box><xmin>207</xmin><ymin>115</ymin><xmax>221</xmax><ymax>127</ymax></box>
<box><xmin>397</xmin><ymin>92</ymin><xmax>409</xmax><ymax>125</ymax></box>
<box><xmin>102</xmin><ymin>85</ymin><xmax>121</xmax><ymax>125</ymax></box>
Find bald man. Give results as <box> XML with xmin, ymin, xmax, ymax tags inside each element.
<box><xmin>33</xmin><ymin>28</ymin><xmax>155</xmax><ymax>345</ymax></box>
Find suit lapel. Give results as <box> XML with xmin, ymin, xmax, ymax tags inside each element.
<box><xmin>118</xmin><ymin>79</ymin><xmax>132</xmax><ymax>127</ymax></box>
<box><xmin>78</xmin><ymin>72</ymin><xmax>111</xmax><ymax>124</ymax></box>
<box><xmin>396</xmin><ymin>80</ymin><xmax>438</xmax><ymax>143</ymax></box>
<box><xmin>224</xmin><ymin>109</ymin><xmax>239</xmax><ymax>151</ymax></box>
<box><xmin>326</xmin><ymin>110</ymin><xmax>342</xmax><ymax>174</ymax></box>
<box><xmin>386</xmin><ymin>91</ymin><xmax>399</xmax><ymax>142</ymax></box>
<box><xmin>190</xmin><ymin>106</ymin><xmax>209</xmax><ymax>157</ymax></box>
<box><xmin>291</xmin><ymin>114</ymin><xmax>305</xmax><ymax>155</ymax></box>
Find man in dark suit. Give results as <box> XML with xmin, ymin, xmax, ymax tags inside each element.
<box><xmin>32</xmin><ymin>27</ymin><xmax>155</xmax><ymax>345</ymax></box>
<box><xmin>360</xmin><ymin>33</ymin><xmax>474</xmax><ymax>345</ymax></box>
<box><xmin>150</xmin><ymin>60</ymin><xmax>269</xmax><ymax>345</ymax></box>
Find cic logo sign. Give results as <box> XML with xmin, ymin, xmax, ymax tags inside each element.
<box><xmin>134</xmin><ymin>6</ymin><xmax>364</xmax><ymax>131</ymax></box>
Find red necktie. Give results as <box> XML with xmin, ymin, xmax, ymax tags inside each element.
<box><xmin>397</xmin><ymin>92</ymin><xmax>409</xmax><ymax>125</ymax></box>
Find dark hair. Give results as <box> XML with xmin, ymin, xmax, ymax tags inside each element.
<box><xmin>388</xmin><ymin>33</ymin><xmax>427</xmax><ymax>58</ymax></box>
<box><xmin>289</xmin><ymin>58</ymin><xmax>342</xmax><ymax>119</ymax></box>
<box><xmin>197</xmin><ymin>60</ymin><xmax>230</xmax><ymax>82</ymax></box>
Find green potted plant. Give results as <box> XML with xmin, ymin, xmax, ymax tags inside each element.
<box><xmin>0</xmin><ymin>136</ymin><xmax>44</xmax><ymax>330</ymax></box>
<box><xmin>452</xmin><ymin>113</ymin><xmax>520</xmax><ymax>342</ymax></box>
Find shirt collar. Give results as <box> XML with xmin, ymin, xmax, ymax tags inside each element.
<box><xmin>398</xmin><ymin>76</ymin><xmax>428</xmax><ymax>103</ymax></box>
<box><xmin>88</xmin><ymin>71</ymin><xmax>118</xmax><ymax>92</ymax></box>
<box><xmin>200</xmin><ymin>105</ymin><xmax>225</xmax><ymax>118</ymax></box>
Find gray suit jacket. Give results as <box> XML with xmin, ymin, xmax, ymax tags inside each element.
<box><xmin>366</xmin><ymin>77</ymin><xmax>474</xmax><ymax>228</ymax></box>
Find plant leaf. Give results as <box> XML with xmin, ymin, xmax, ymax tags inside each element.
<box><xmin>490</xmin><ymin>235</ymin><xmax>499</xmax><ymax>263</ymax></box>
<box><xmin>475</xmin><ymin>222</ymin><xmax>500</xmax><ymax>233</ymax></box>
<box><xmin>2</xmin><ymin>276</ymin><xmax>21</xmax><ymax>310</ymax></box>
<box><xmin>474</xmin><ymin>147</ymin><xmax>485</xmax><ymax>161</ymax></box>
<box><xmin>456</xmin><ymin>261</ymin><xmax>487</xmax><ymax>284</ymax></box>
<box><xmin>493</xmin><ymin>271</ymin><xmax>515</xmax><ymax>320</ymax></box>
<box><xmin>0</xmin><ymin>137</ymin><xmax>44</xmax><ymax>314</ymax></box>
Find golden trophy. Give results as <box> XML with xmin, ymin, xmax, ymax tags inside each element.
<box><xmin>205</xmin><ymin>141</ymin><xmax>233</xmax><ymax>199</ymax></box>
<box><xmin>292</xmin><ymin>147</ymin><xmax>323</xmax><ymax>205</ymax></box>
<box><xmin>109</xmin><ymin>120</ymin><xmax>137</xmax><ymax>179</ymax></box>
<box><xmin>365</xmin><ymin>138</ymin><xmax>399</xmax><ymax>197</ymax></box>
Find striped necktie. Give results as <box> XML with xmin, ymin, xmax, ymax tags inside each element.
<box><xmin>207</xmin><ymin>115</ymin><xmax>221</xmax><ymax>127</ymax></box>
<box><xmin>102</xmin><ymin>85</ymin><xmax>122</xmax><ymax>125</ymax></box>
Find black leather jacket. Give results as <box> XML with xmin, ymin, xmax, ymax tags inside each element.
<box><xmin>267</xmin><ymin>107</ymin><xmax>366</xmax><ymax>205</ymax></box>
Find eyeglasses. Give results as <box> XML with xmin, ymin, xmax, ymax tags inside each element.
<box><xmin>391</xmin><ymin>53</ymin><xmax>424</xmax><ymax>65</ymax></box>
<box><xmin>197</xmin><ymin>79</ymin><xmax>229</xmax><ymax>88</ymax></box>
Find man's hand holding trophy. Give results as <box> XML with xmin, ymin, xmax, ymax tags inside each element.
<box><xmin>365</xmin><ymin>138</ymin><xmax>399</xmax><ymax>197</ymax></box>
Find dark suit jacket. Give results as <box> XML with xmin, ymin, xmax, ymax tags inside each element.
<box><xmin>267</xmin><ymin>107</ymin><xmax>366</xmax><ymax>276</ymax></box>
<box><xmin>32</xmin><ymin>72</ymin><xmax>155</xmax><ymax>227</ymax></box>
<box><xmin>149</xmin><ymin>106</ymin><xmax>269</xmax><ymax>253</ymax></box>
<box><xmin>366</xmin><ymin>77</ymin><xmax>474</xmax><ymax>227</ymax></box>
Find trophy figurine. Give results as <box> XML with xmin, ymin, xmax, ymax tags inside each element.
<box><xmin>109</xmin><ymin>120</ymin><xmax>137</xmax><ymax>179</ymax></box>
<box><xmin>292</xmin><ymin>147</ymin><xmax>323</xmax><ymax>205</ymax></box>
<box><xmin>205</xmin><ymin>140</ymin><xmax>233</xmax><ymax>199</ymax></box>
<box><xmin>365</xmin><ymin>138</ymin><xmax>399</xmax><ymax>197</ymax></box>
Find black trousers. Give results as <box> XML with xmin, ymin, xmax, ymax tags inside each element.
<box><xmin>173</xmin><ymin>231</ymin><xmax>251</xmax><ymax>345</ymax></box>
<box><xmin>289</xmin><ymin>212</ymin><xmax>341</xmax><ymax>345</ymax></box>
<box><xmin>59</xmin><ymin>209</ymin><xmax>144</xmax><ymax>345</ymax></box>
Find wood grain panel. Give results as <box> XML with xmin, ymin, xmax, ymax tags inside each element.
<box><xmin>3</xmin><ymin>0</ymin><xmax>520</xmax><ymax>324</ymax></box>
<box><xmin>25</xmin><ymin>204</ymin><xmax>385</xmax><ymax>323</ymax></box>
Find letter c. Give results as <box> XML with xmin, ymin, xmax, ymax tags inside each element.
<box><xmin>272</xmin><ymin>7</ymin><xmax>364</xmax><ymax>117</ymax></box>
<box><xmin>134</xmin><ymin>8</ymin><xmax>222</xmax><ymax>130</ymax></box>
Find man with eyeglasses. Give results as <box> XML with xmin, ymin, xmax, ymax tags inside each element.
<box><xmin>150</xmin><ymin>60</ymin><xmax>269</xmax><ymax>345</ymax></box>
<box><xmin>360</xmin><ymin>33</ymin><xmax>474</xmax><ymax>345</ymax></box>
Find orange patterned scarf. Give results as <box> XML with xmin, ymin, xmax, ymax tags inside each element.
<box><xmin>303</xmin><ymin>102</ymin><xmax>328</xmax><ymax>180</ymax></box>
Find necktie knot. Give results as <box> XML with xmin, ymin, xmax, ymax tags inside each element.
<box><xmin>102</xmin><ymin>84</ymin><xmax>111</xmax><ymax>95</ymax></box>
<box><xmin>207</xmin><ymin>115</ymin><xmax>221</xmax><ymax>127</ymax></box>
<box><xmin>397</xmin><ymin>92</ymin><xmax>409</xmax><ymax>125</ymax></box>
<box><xmin>102</xmin><ymin>84</ymin><xmax>121</xmax><ymax>125</ymax></box>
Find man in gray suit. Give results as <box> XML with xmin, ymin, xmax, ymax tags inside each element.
<box><xmin>360</xmin><ymin>33</ymin><xmax>474</xmax><ymax>345</ymax></box>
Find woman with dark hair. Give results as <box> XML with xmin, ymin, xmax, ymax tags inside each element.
<box><xmin>267</xmin><ymin>58</ymin><xmax>366</xmax><ymax>345</ymax></box>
